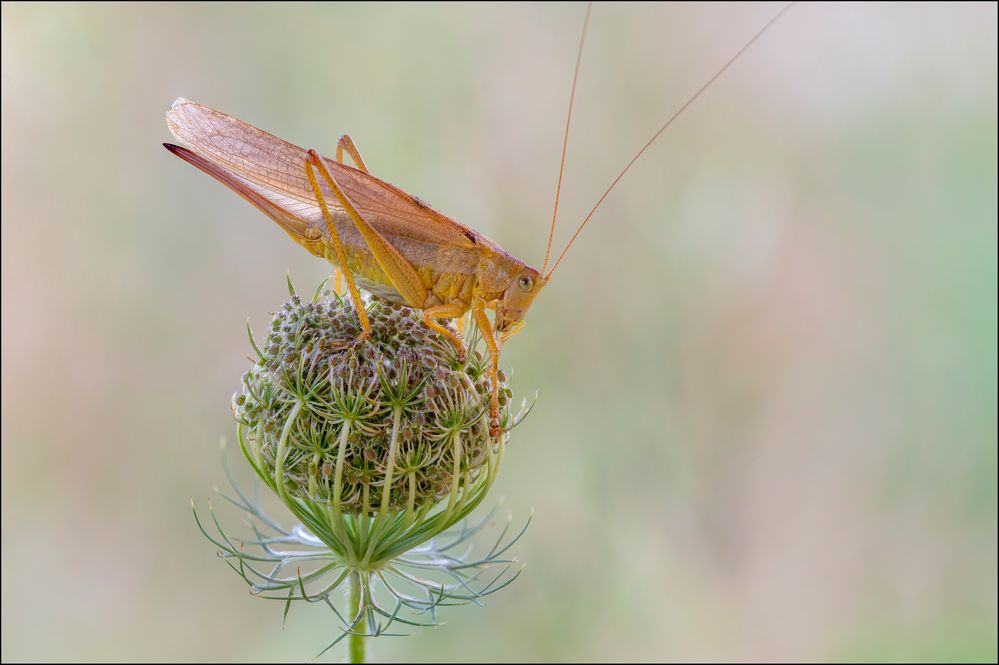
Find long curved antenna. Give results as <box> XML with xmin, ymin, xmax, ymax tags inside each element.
<box><xmin>545</xmin><ymin>2</ymin><xmax>795</xmax><ymax>280</ymax></box>
<box><xmin>541</xmin><ymin>1</ymin><xmax>593</xmax><ymax>276</ymax></box>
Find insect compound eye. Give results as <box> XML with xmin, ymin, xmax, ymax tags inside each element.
<box><xmin>517</xmin><ymin>275</ymin><xmax>533</xmax><ymax>292</ymax></box>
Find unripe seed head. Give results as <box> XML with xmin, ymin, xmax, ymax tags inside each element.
<box><xmin>233</xmin><ymin>295</ymin><xmax>509</xmax><ymax>514</ymax></box>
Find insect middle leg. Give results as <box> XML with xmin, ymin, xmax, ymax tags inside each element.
<box><xmin>422</xmin><ymin>304</ymin><xmax>467</xmax><ymax>361</ymax></box>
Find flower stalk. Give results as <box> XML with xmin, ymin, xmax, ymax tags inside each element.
<box><xmin>348</xmin><ymin>572</ymin><xmax>365</xmax><ymax>664</ymax></box>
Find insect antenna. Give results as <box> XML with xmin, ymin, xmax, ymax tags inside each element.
<box><xmin>544</xmin><ymin>2</ymin><xmax>796</xmax><ymax>281</ymax></box>
<box><xmin>541</xmin><ymin>1</ymin><xmax>593</xmax><ymax>276</ymax></box>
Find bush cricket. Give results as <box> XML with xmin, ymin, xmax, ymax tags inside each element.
<box><xmin>164</xmin><ymin>3</ymin><xmax>793</xmax><ymax>437</ymax></box>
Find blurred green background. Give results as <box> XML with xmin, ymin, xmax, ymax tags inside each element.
<box><xmin>2</xmin><ymin>2</ymin><xmax>996</xmax><ymax>662</ymax></box>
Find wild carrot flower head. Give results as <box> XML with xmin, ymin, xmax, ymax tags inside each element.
<box><xmin>233</xmin><ymin>291</ymin><xmax>512</xmax><ymax>514</ymax></box>
<box><xmin>195</xmin><ymin>280</ymin><xmax>530</xmax><ymax>657</ymax></box>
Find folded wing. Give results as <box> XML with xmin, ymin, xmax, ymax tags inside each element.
<box><xmin>165</xmin><ymin>98</ymin><xmax>480</xmax><ymax>252</ymax></box>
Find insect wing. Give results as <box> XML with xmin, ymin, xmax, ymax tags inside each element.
<box><xmin>166</xmin><ymin>99</ymin><xmax>479</xmax><ymax>251</ymax></box>
<box><xmin>164</xmin><ymin>142</ymin><xmax>327</xmax><ymax>256</ymax></box>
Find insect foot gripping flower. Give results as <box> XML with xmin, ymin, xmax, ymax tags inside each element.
<box><xmin>192</xmin><ymin>279</ymin><xmax>531</xmax><ymax>662</ymax></box>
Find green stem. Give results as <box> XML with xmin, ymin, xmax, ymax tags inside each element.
<box><xmin>348</xmin><ymin>571</ymin><xmax>366</xmax><ymax>664</ymax></box>
<box><xmin>378</xmin><ymin>406</ymin><xmax>404</xmax><ymax>515</ymax></box>
<box><xmin>362</xmin><ymin>406</ymin><xmax>403</xmax><ymax>565</ymax></box>
<box><xmin>274</xmin><ymin>400</ymin><xmax>303</xmax><ymax>504</ymax></box>
<box><xmin>444</xmin><ymin>429</ymin><xmax>463</xmax><ymax>515</ymax></box>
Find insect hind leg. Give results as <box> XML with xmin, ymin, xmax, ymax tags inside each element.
<box><xmin>303</xmin><ymin>153</ymin><xmax>372</xmax><ymax>344</ymax></box>
<box><xmin>330</xmin><ymin>135</ymin><xmax>368</xmax><ymax>295</ymax></box>
<box><xmin>336</xmin><ymin>134</ymin><xmax>369</xmax><ymax>173</ymax></box>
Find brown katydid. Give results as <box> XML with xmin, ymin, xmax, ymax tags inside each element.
<box><xmin>163</xmin><ymin>3</ymin><xmax>793</xmax><ymax>437</ymax></box>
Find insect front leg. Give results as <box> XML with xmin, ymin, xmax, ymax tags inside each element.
<box><xmin>422</xmin><ymin>304</ymin><xmax>468</xmax><ymax>361</ymax></box>
<box><xmin>336</xmin><ymin>134</ymin><xmax>369</xmax><ymax>173</ymax></box>
<box><xmin>471</xmin><ymin>300</ymin><xmax>503</xmax><ymax>438</ymax></box>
